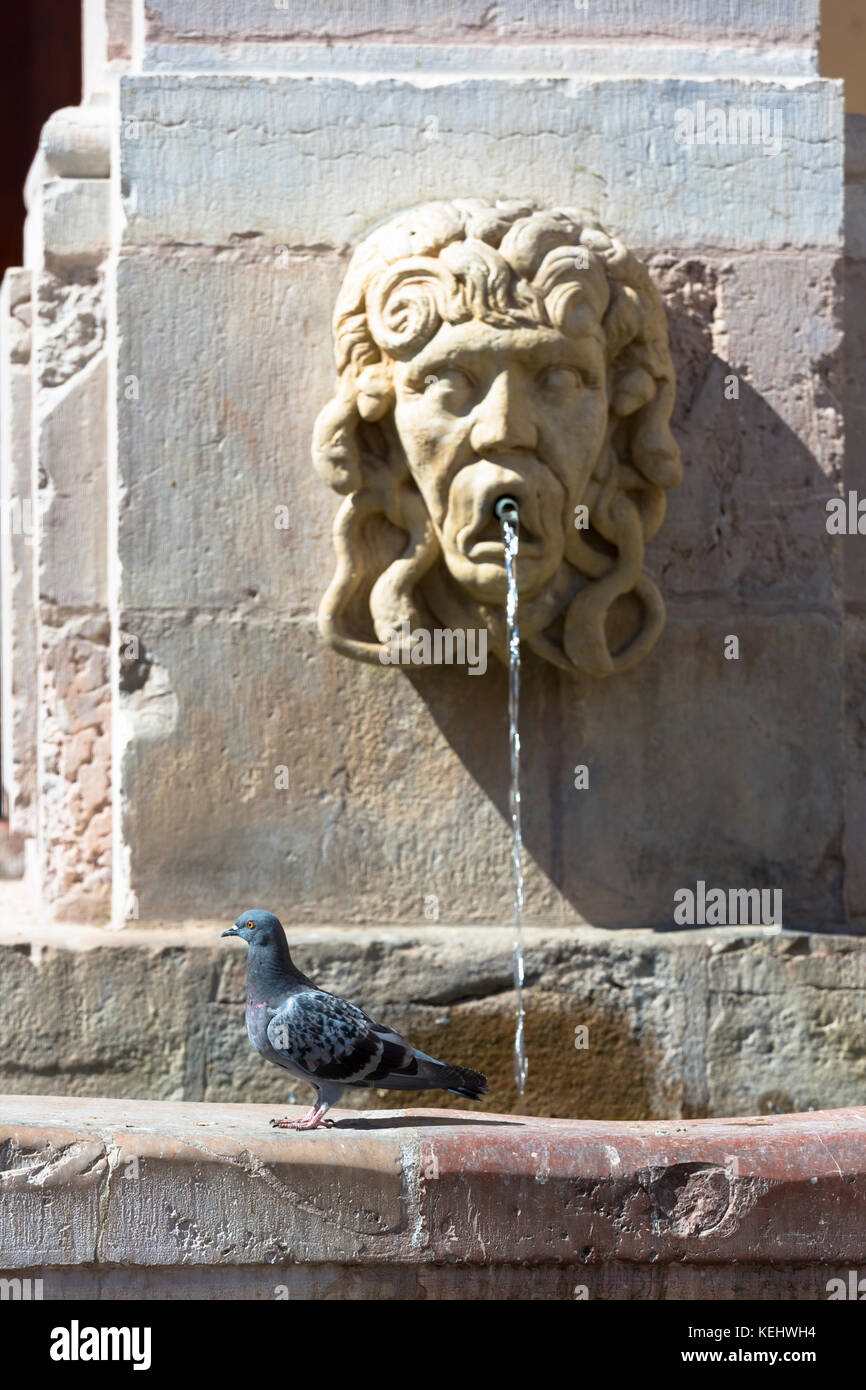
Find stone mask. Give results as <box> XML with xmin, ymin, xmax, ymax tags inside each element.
<box><xmin>313</xmin><ymin>199</ymin><xmax>680</xmax><ymax>676</ymax></box>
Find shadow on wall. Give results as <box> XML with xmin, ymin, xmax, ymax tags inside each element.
<box><xmin>410</xmin><ymin>257</ymin><xmax>844</xmax><ymax>930</ymax></box>
<box><xmin>821</xmin><ymin>0</ymin><xmax>866</xmax><ymax>115</ymax></box>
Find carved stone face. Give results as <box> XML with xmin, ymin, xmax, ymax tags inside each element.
<box><xmin>313</xmin><ymin>200</ymin><xmax>680</xmax><ymax>676</ymax></box>
<box><xmin>390</xmin><ymin>322</ymin><xmax>609</xmax><ymax>603</ymax></box>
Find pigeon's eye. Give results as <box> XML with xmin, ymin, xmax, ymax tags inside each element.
<box><xmin>247</xmin><ymin>920</ymin><xmax>254</xmax><ymax>928</ymax></box>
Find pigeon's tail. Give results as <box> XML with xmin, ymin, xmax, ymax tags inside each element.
<box><xmin>412</xmin><ymin>1051</ymin><xmax>489</xmax><ymax>1101</ymax></box>
<box><xmin>441</xmin><ymin>1064</ymin><xmax>490</xmax><ymax>1101</ymax></box>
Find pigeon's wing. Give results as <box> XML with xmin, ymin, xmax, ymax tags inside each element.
<box><xmin>267</xmin><ymin>991</ymin><xmax>418</xmax><ymax>1086</ymax></box>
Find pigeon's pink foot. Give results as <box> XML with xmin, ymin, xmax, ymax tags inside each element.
<box><xmin>270</xmin><ymin>1106</ymin><xmax>334</xmax><ymax>1131</ymax></box>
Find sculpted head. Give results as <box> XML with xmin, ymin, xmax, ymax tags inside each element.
<box><xmin>313</xmin><ymin>200</ymin><xmax>680</xmax><ymax>676</ymax></box>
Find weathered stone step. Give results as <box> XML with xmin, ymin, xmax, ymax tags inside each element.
<box><xmin>1</xmin><ymin>1094</ymin><xmax>864</xmax><ymax>1299</ymax></box>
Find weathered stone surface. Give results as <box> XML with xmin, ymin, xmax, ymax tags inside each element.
<box><xmin>22</xmin><ymin>155</ymin><xmax>113</xmax><ymax>921</ymax></box>
<box><xmin>115</xmin><ymin>250</ymin><xmax>341</xmax><ymax>613</ymax></box>
<box><xmin>37</xmin><ymin>350</ymin><xmax>108</xmax><ymax>608</ymax></box>
<box><xmin>655</xmin><ymin>249</ymin><xmax>843</xmax><ymax>609</ymax></box>
<box><xmin>142</xmin><ymin>0</ymin><xmax>820</xmax><ymax>81</ymax></box>
<box><xmin>0</xmin><ymin>1096</ymin><xmax>404</xmax><ymax>1271</ymax></box>
<box><xmin>37</xmin><ymin>615</ymin><xmax>112</xmax><ymax>921</ymax></box>
<box><xmin>0</xmin><ymin>1120</ymin><xmax>106</xmax><ymax>1268</ymax></box>
<box><xmin>144</xmin><ymin>45</ymin><xmax>820</xmax><ymax>83</ymax></box>
<box><xmin>1</xmin><ymin>889</ymin><xmax>865</xmax><ymax>1120</ymax></box>
<box><xmin>0</xmin><ymin>270</ymin><xmax>37</xmax><ymax>838</ymax></box>
<box><xmin>39</xmin><ymin>179</ymin><xmax>111</xmax><ymax>268</ymax></box>
<box><xmin>111</xmin><ymin>607</ymin><xmax>842</xmax><ymax>927</ymax></box>
<box><xmin>418</xmin><ymin>1105</ymin><xmax>866</xmax><ymax>1269</ymax></box>
<box><xmin>843</xmin><ymin>116</ymin><xmax>866</xmax><ymax>923</ymax></box>
<box><xmin>0</xmin><ymin>1093</ymin><xmax>863</xmax><ymax>1299</ymax></box>
<box><xmin>33</xmin><ymin>105</ymin><xmax>113</xmax><ymax>180</ymax></box>
<box><xmin>144</xmin><ymin>0</ymin><xmax>820</xmax><ymax>48</ymax></box>
<box><xmin>119</xmin><ymin>76</ymin><xmax>843</xmax><ymax>252</ymax></box>
<box><xmin>0</xmin><ymin>1259</ymin><xmax>854</xmax><ymax>1299</ymax></box>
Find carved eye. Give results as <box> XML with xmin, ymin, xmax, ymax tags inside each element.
<box><xmin>536</xmin><ymin>366</ymin><xmax>583</xmax><ymax>397</ymax></box>
<box><xmin>423</xmin><ymin>367</ymin><xmax>475</xmax><ymax>406</ymax></box>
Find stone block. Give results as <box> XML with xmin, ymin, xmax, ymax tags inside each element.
<box><xmin>142</xmin><ymin>1</ymin><xmax>820</xmax><ymax>81</ymax></box>
<box><xmin>37</xmin><ymin>349</ymin><xmax>109</xmax><ymax>609</ymax></box>
<box><xmin>113</xmin><ymin>602</ymin><xmax>842</xmax><ymax>927</ymax></box>
<box><xmin>143</xmin><ymin>0</ymin><xmax>820</xmax><ymax>50</ymax></box>
<box><xmin>115</xmin><ymin>250</ymin><xmax>343</xmax><ymax>612</ymax></box>
<box><xmin>655</xmin><ymin>249</ymin><xmax>843</xmax><ymax>608</ymax></box>
<box><xmin>2</xmin><ymin>900</ymin><xmax>864</xmax><ymax>1121</ymax></box>
<box><xmin>119</xmin><ymin>75</ymin><xmax>843</xmax><ymax>252</ymax></box>
<box><xmin>40</xmin><ymin>178</ymin><xmax>111</xmax><ymax>267</ymax></box>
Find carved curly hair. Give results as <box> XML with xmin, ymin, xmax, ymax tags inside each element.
<box><xmin>313</xmin><ymin>199</ymin><xmax>680</xmax><ymax>676</ymax></box>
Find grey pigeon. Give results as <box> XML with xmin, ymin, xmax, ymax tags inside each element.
<box><xmin>222</xmin><ymin>909</ymin><xmax>489</xmax><ymax>1129</ymax></box>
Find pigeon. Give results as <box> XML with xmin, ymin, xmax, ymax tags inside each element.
<box><xmin>222</xmin><ymin>909</ymin><xmax>489</xmax><ymax>1129</ymax></box>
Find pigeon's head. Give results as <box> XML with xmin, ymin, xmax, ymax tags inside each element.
<box><xmin>222</xmin><ymin>909</ymin><xmax>284</xmax><ymax>947</ymax></box>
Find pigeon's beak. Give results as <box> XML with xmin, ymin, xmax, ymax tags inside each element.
<box><xmin>222</xmin><ymin>927</ymin><xmax>239</xmax><ymax>938</ymax></box>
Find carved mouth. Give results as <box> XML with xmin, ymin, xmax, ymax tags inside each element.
<box><xmin>474</xmin><ymin>512</ymin><xmax>534</xmax><ymax>545</ymax></box>
<box><xmin>449</xmin><ymin>458</ymin><xmax>558</xmax><ymax>571</ymax></box>
<box><xmin>463</xmin><ymin>494</ymin><xmax>545</xmax><ymax>563</ymax></box>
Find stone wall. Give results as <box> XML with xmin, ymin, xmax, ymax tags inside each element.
<box><xmin>107</xmin><ymin>10</ymin><xmax>845</xmax><ymax>928</ymax></box>
<box><xmin>0</xmin><ymin>0</ymin><xmax>853</xmax><ymax>931</ymax></box>
<box><xmin>0</xmin><ymin>1</ymin><xmax>863</xmax><ymax>1123</ymax></box>
<box><xmin>2</xmin><ymin>896</ymin><xmax>865</xmax><ymax>1120</ymax></box>
<box><xmin>3</xmin><ymin>103</ymin><xmax>114</xmax><ymax>921</ymax></box>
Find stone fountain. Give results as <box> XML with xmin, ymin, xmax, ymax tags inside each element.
<box><xmin>0</xmin><ymin>0</ymin><xmax>864</xmax><ymax>1300</ymax></box>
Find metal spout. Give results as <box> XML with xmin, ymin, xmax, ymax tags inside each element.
<box><xmin>494</xmin><ymin>495</ymin><xmax>520</xmax><ymax>525</ymax></box>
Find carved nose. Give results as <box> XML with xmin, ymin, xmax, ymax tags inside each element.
<box><xmin>470</xmin><ymin>371</ymin><xmax>537</xmax><ymax>455</ymax></box>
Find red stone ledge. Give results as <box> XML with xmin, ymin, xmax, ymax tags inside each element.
<box><xmin>1</xmin><ymin>1096</ymin><xmax>865</xmax><ymax>1299</ymax></box>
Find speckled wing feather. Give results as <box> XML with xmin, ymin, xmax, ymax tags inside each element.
<box><xmin>267</xmin><ymin>990</ymin><xmax>419</xmax><ymax>1087</ymax></box>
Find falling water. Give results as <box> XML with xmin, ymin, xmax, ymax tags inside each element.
<box><xmin>500</xmin><ymin>508</ymin><xmax>528</xmax><ymax>1106</ymax></box>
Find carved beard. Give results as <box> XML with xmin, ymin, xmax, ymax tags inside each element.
<box><xmin>420</xmin><ymin>550</ymin><xmax>585</xmax><ymax>668</ymax></box>
<box><xmin>417</xmin><ymin>452</ymin><xmax>593</xmax><ymax>666</ymax></box>
<box><xmin>432</xmin><ymin>454</ymin><xmax>571</xmax><ymax>604</ymax></box>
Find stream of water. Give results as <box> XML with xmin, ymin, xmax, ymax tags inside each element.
<box><xmin>501</xmin><ymin>513</ymin><xmax>528</xmax><ymax>1107</ymax></box>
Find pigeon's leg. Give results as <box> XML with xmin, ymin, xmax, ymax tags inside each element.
<box><xmin>270</xmin><ymin>1098</ymin><xmax>335</xmax><ymax>1131</ymax></box>
<box><xmin>293</xmin><ymin>1100</ymin><xmax>335</xmax><ymax>1130</ymax></box>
